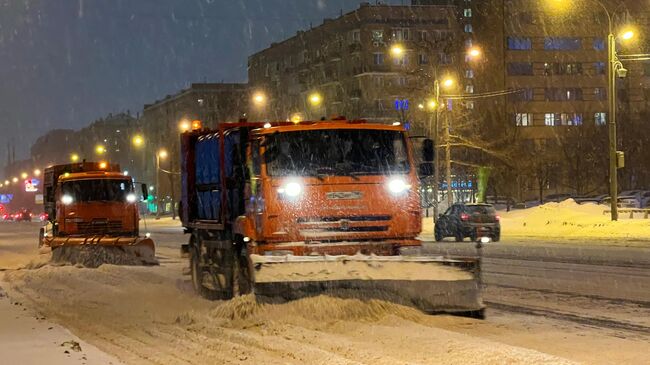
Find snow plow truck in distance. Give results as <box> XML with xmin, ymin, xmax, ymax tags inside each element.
<box><xmin>180</xmin><ymin>119</ymin><xmax>484</xmax><ymax>316</ymax></box>
<box><xmin>39</xmin><ymin>162</ymin><xmax>156</xmax><ymax>266</ymax></box>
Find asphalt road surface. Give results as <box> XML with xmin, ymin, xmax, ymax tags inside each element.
<box><xmin>1</xmin><ymin>220</ymin><xmax>649</xmax><ymax>364</ymax></box>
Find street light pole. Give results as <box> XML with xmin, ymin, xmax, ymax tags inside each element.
<box><xmin>155</xmin><ymin>154</ymin><xmax>161</xmax><ymax>219</ymax></box>
<box><xmin>445</xmin><ymin>110</ymin><xmax>452</xmax><ymax>207</ymax></box>
<box><xmin>432</xmin><ymin>81</ymin><xmax>441</xmax><ymax>220</ymax></box>
<box><xmin>607</xmin><ymin>32</ymin><xmax>619</xmax><ymax>221</ymax></box>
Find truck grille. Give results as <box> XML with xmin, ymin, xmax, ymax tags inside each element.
<box><xmin>76</xmin><ymin>220</ymin><xmax>123</xmax><ymax>234</ymax></box>
<box><xmin>297</xmin><ymin>215</ymin><xmax>391</xmax><ymax>236</ymax></box>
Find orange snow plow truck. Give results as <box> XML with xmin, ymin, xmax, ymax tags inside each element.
<box><xmin>180</xmin><ymin>119</ymin><xmax>484</xmax><ymax>316</ymax></box>
<box><xmin>39</xmin><ymin>162</ymin><xmax>156</xmax><ymax>266</ymax></box>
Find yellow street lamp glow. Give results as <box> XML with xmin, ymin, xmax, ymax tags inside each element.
<box><xmin>621</xmin><ymin>30</ymin><xmax>635</xmax><ymax>40</ymax></box>
<box><xmin>417</xmin><ymin>103</ymin><xmax>424</xmax><ymax>110</ymax></box>
<box><xmin>12</xmin><ymin>177</ymin><xmax>18</xmax><ymax>183</ymax></box>
<box><xmin>20</xmin><ymin>172</ymin><xmax>28</xmax><ymax>179</ymax></box>
<box><xmin>290</xmin><ymin>113</ymin><xmax>303</xmax><ymax>124</ymax></box>
<box><xmin>252</xmin><ymin>91</ymin><xmax>267</xmax><ymax>106</ymax></box>
<box><xmin>132</xmin><ymin>135</ymin><xmax>144</xmax><ymax>147</ymax></box>
<box><xmin>158</xmin><ymin>149</ymin><xmax>168</xmax><ymax>159</ymax></box>
<box><xmin>442</xmin><ymin>78</ymin><xmax>455</xmax><ymax>88</ymax></box>
<box><xmin>95</xmin><ymin>145</ymin><xmax>106</xmax><ymax>155</ymax></box>
<box><xmin>427</xmin><ymin>99</ymin><xmax>438</xmax><ymax>110</ymax></box>
<box><xmin>70</xmin><ymin>153</ymin><xmax>79</xmax><ymax>162</ymax></box>
<box><xmin>33</xmin><ymin>169</ymin><xmax>41</xmax><ymax>177</ymax></box>
<box><xmin>467</xmin><ymin>47</ymin><xmax>481</xmax><ymax>59</ymax></box>
<box><xmin>0</xmin><ymin>184</ymin><xmax>3</xmax><ymax>188</ymax></box>
<box><xmin>178</xmin><ymin>119</ymin><xmax>191</xmax><ymax>132</ymax></box>
<box><xmin>4</xmin><ymin>180</ymin><xmax>9</xmax><ymax>185</ymax></box>
<box><xmin>390</xmin><ymin>44</ymin><xmax>404</xmax><ymax>57</ymax></box>
<box><xmin>308</xmin><ymin>92</ymin><xmax>322</xmax><ymax>106</ymax></box>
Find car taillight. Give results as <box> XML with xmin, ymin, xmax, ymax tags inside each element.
<box><xmin>460</xmin><ymin>213</ymin><xmax>470</xmax><ymax>221</ymax></box>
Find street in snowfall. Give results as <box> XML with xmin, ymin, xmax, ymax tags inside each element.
<box><xmin>2</xmin><ymin>0</ymin><xmax>650</xmax><ymax>364</ymax></box>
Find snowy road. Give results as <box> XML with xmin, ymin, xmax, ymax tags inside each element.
<box><xmin>1</xmin><ymin>220</ymin><xmax>649</xmax><ymax>364</ymax></box>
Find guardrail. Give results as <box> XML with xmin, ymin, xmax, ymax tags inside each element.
<box><xmin>603</xmin><ymin>208</ymin><xmax>650</xmax><ymax>219</ymax></box>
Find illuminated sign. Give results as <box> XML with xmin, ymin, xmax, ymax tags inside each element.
<box><xmin>0</xmin><ymin>194</ymin><xmax>13</xmax><ymax>204</ymax></box>
<box><xmin>24</xmin><ymin>178</ymin><xmax>40</xmax><ymax>192</ymax></box>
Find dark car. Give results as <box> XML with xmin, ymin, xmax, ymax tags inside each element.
<box><xmin>14</xmin><ymin>209</ymin><xmax>32</xmax><ymax>222</ymax></box>
<box><xmin>434</xmin><ymin>203</ymin><xmax>501</xmax><ymax>242</ymax></box>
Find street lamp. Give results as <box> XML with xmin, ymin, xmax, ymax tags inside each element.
<box><xmin>4</xmin><ymin>180</ymin><xmax>9</xmax><ymax>185</ymax></box>
<box><xmin>252</xmin><ymin>91</ymin><xmax>267</xmax><ymax>107</ymax></box>
<box><xmin>132</xmin><ymin>135</ymin><xmax>144</xmax><ymax>148</ymax></box>
<box><xmin>33</xmin><ymin>169</ymin><xmax>41</xmax><ymax>177</ymax></box>
<box><xmin>70</xmin><ymin>153</ymin><xmax>79</xmax><ymax>162</ymax></box>
<box><xmin>155</xmin><ymin>149</ymin><xmax>168</xmax><ymax>218</ymax></box>
<box><xmin>390</xmin><ymin>44</ymin><xmax>405</xmax><ymax>57</ymax></box>
<box><xmin>20</xmin><ymin>172</ymin><xmax>28</xmax><ymax>179</ymax></box>
<box><xmin>179</xmin><ymin>119</ymin><xmax>191</xmax><ymax>132</ymax></box>
<box><xmin>95</xmin><ymin>145</ymin><xmax>106</xmax><ymax>155</ymax></box>
<box><xmin>308</xmin><ymin>92</ymin><xmax>322</xmax><ymax>107</ymax></box>
<box><xmin>467</xmin><ymin>47</ymin><xmax>482</xmax><ymax>59</ymax></box>
<box><xmin>12</xmin><ymin>177</ymin><xmax>18</xmax><ymax>183</ymax></box>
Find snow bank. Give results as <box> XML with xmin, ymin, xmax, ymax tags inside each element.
<box><xmin>499</xmin><ymin>199</ymin><xmax>650</xmax><ymax>240</ymax></box>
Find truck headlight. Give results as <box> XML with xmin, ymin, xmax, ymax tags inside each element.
<box><xmin>61</xmin><ymin>195</ymin><xmax>74</xmax><ymax>205</ymax></box>
<box><xmin>126</xmin><ymin>193</ymin><xmax>137</xmax><ymax>203</ymax></box>
<box><xmin>387</xmin><ymin>178</ymin><xmax>411</xmax><ymax>195</ymax></box>
<box><xmin>277</xmin><ymin>182</ymin><xmax>303</xmax><ymax>198</ymax></box>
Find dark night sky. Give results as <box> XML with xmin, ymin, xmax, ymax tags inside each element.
<box><xmin>0</xmin><ymin>0</ymin><xmax>402</xmax><ymax>165</ymax></box>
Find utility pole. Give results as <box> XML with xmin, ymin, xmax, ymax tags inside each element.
<box><xmin>432</xmin><ymin>80</ymin><xmax>441</xmax><ymax>221</ymax></box>
<box><xmin>445</xmin><ymin>110</ymin><xmax>452</xmax><ymax>207</ymax></box>
<box><xmin>607</xmin><ymin>32</ymin><xmax>618</xmax><ymax>221</ymax></box>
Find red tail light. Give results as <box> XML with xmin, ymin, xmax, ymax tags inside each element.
<box><xmin>495</xmin><ymin>215</ymin><xmax>501</xmax><ymax>221</ymax></box>
<box><xmin>460</xmin><ymin>213</ymin><xmax>470</xmax><ymax>221</ymax></box>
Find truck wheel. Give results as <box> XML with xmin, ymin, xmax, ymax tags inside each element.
<box><xmin>493</xmin><ymin>231</ymin><xmax>501</xmax><ymax>242</ymax></box>
<box><xmin>434</xmin><ymin>227</ymin><xmax>444</xmax><ymax>242</ymax></box>
<box><xmin>454</xmin><ymin>230</ymin><xmax>464</xmax><ymax>242</ymax></box>
<box><xmin>232</xmin><ymin>238</ymin><xmax>253</xmax><ymax>296</ymax></box>
<box><xmin>189</xmin><ymin>235</ymin><xmax>229</xmax><ymax>300</ymax></box>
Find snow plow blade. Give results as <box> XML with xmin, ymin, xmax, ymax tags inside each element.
<box><xmin>251</xmin><ymin>254</ymin><xmax>484</xmax><ymax>315</ymax></box>
<box><xmin>45</xmin><ymin>236</ymin><xmax>157</xmax><ymax>267</ymax></box>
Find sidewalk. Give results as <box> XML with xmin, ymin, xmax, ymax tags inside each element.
<box><xmin>0</xmin><ymin>284</ymin><xmax>122</xmax><ymax>365</ymax></box>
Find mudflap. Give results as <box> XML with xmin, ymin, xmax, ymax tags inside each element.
<box><xmin>251</xmin><ymin>254</ymin><xmax>484</xmax><ymax>314</ymax></box>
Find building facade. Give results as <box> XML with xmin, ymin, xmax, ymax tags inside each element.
<box><xmin>248</xmin><ymin>2</ymin><xmax>461</xmax><ymax>136</ymax></box>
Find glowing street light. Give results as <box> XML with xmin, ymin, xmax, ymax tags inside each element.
<box><xmin>621</xmin><ymin>29</ymin><xmax>635</xmax><ymax>40</ymax></box>
<box><xmin>252</xmin><ymin>91</ymin><xmax>267</xmax><ymax>106</ymax></box>
<box><xmin>20</xmin><ymin>172</ymin><xmax>28</xmax><ymax>179</ymax></box>
<box><xmin>158</xmin><ymin>149</ymin><xmax>168</xmax><ymax>160</ymax></box>
<box><xmin>33</xmin><ymin>169</ymin><xmax>41</xmax><ymax>177</ymax></box>
<box><xmin>178</xmin><ymin>119</ymin><xmax>191</xmax><ymax>132</ymax></box>
<box><xmin>467</xmin><ymin>47</ymin><xmax>482</xmax><ymax>59</ymax></box>
<box><xmin>95</xmin><ymin>145</ymin><xmax>106</xmax><ymax>155</ymax></box>
<box><xmin>132</xmin><ymin>135</ymin><xmax>144</xmax><ymax>147</ymax></box>
<box><xmin>427</xmin><ymin>99</ymin><xmax>438</xmax><ymax>110</ymax></box>
<box><xmin>4</xmin><ymin>180</ymin><xmax>9</xmax><ymax>185</ymax></box>
<box><xmin>70</xmin><ymin>153</ymin><xmax>80</xmax><ymax>162</ymax></box>
<box><xmin>12</xmin><ymin>177</ymin><xmax>18</xmax><ymax>183</ymax></box>
<box><xmin>390</xmin><ymin>44</ymin><xmax>404</xmax><ymax>57</ymax></box>
<box><xmin>442</xmin><ymin>77</ymin><xmax>455</xmax><ymax>89</ymax></box>
<box><xmin>308</xmin><ymin>92</ymin><xmax>322</xmax><ymax>106</ymax></box>
<box><xmin>290</xmin><ymin>113</ymin><xmax>303</xmax><ymax>124</ymax></box>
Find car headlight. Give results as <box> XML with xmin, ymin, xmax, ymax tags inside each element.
<box><xmin>277</xmin><ymin>182</ymin><xmax>303</xmax><ymax>198</ymax></box>
<box><xmin>387</xmin><ymin>178</ymin><xmax>411</xmax><ymax>195</ymax></box>
<box><xmin>61</xmin><ymin>195</ymin><xmax>74</xmax><ymax>205</ymax></box>
<box><xmin>126</xmin><ymin>193</ymin><xmax>137</xmax><ymax>203</ymax></box>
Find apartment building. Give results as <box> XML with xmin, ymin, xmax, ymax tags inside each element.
<box><xmin>247</xmin><ymin>2</ymin><xmax>460</xmax><ymax>136</ymax></box>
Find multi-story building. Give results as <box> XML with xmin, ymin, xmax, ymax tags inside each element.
<box><xmin>248</xmin><ymin>2</ymin><xmax>461</xmax><ymax>136</ymax></box>
<box><xmin>141</xmin><ymin>83</ymin><xmax>248</xmax><ymax>214</ymax></box>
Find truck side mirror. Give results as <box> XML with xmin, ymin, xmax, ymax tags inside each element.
<box><xmin>422</xmin><ymin>138</ymin><xmax>434</xmax><ymax>162</ymax></box>
<box><xmin>141</xmin><ymin>184</ymin><xmax>149</xmax><ymax>201</ymax></box>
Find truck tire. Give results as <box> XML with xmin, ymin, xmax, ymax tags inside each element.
<box><xmin>454</xmin><ymin>230</ymin><xmax>464</xmax><ymax>242</ymax></box>
<box><xmin>190</xmin><ymin>235</ymin><xmax>229</xmax><ymax>300</ymax></box>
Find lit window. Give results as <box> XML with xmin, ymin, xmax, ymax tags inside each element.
<box><xmin>595</xmin><ymin>112</ymin><xmax>607</xmax><ymax>125</ymax></box>
<box><xmin>372</xmin><ymin>30</ymin><xmax>383</xmax><ymax>42</ymax></box>
<box><xmin>560</xmin><ymin>113</ymin><xmax>583</xmax><ymax>126</ymax></box>
<box><xmin>515</xmin><ymin>113</ymin><xmax>532</xmax><ymax>126</ymax></box>
<box><xmin>593</xmin><ymin>38</ymin><xmax>605</xmax><ymax>51</ymax></box>
<box><xmin>464</xmin><ymin>24</ymin><xmax>473</xmax><ymax>33</ymax></box>
<box><xmin>544</xmin><ymin>37</ymin><xmax>581</xmax><ymax>50</ymax></box>
<box><xmin>465</xmin><ymin>69</ymin><xmax>474</xmax><ymax>78</ymax></box>
<box><xmin>594</xmin><ymin>87</ymin><xmax>606</xmax><ymax>100</ymax></box>
<box><xmin>544</xmin><ymin>113</ymin><xmax>556</xmax><ymax>126</ymax></box>
<box><xmin>373</xmin><ymin>53</ymin><xmax>384</xmax><ymax>65</ymax></box>
<box><xmin>465</xmin><ymin>85</ymin><xmax>474</xmax><ymax>93</ymax></box>
<box><xmin>464</xmin><ymin>8</ymin><xmax>472</xmax><ymax>17</ymax></box>
<box><xmin>507</xmin><ymin>37</ymin><xmax>532</xmax><ymax>50</ymax></box>
<box><xmin>392</xmin><ymin>28</ymin><xmax>410</xmax><ymax>41</ymax></box>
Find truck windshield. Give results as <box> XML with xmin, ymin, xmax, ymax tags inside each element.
<box><xmin>61</xmin><ymin>179</ymin><xmax>133</xmax><ymax>202</ymax></box>
<box><xmin>264</xmin><ymin>129</ymin><xmax>410</xmax><ymax>177</ymax></box>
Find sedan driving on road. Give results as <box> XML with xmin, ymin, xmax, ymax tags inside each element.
<box><xmin>435</xmin><ymin>203</ymin><xmax>501</xmax><ymax>242</ymax></box>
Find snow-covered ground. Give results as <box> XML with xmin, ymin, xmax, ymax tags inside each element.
<box><xmin>423</xmin><ymin>200</ymin><xmax>650</xmax><ymax>246</ymax></box>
